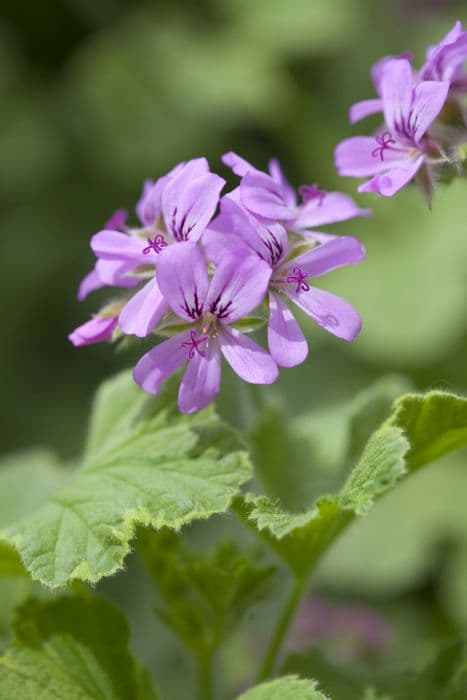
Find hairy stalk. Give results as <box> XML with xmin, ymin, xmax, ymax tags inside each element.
<box><xmin>257</xmin><ymin>576</ymin><xmax>306</xmax><ymax>681</ymax></box>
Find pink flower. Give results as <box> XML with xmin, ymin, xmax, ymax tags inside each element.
<box><xmin>68</xmin><ymin>315</ymin><xmax>118</xmax><ymax>347</ymax></box>
<box><xmin>133</xmin><ymin>242</ymin><xmax>278</xmax><ymax>413</ymax></box>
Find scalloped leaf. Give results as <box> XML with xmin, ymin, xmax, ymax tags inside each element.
<box><xmin>0</xmin><ymin>596</ymin><xmax>159</xmax><ymax>699</ymax></box>
<box><xmin>239</xmin><ymin>390</ymin><xmax>467</xmax><ymax>578</ymax></box>
<box><xmin>236</xmin><ymin>674</ymin><xmax>329</xmax><ymax>699</ymax></box>
<box><xmin>0</xmin><ymin>372</ymin><xmax>251</xmax><ymax>588</ymax></box>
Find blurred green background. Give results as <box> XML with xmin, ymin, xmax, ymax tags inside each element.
<box><xmin>1</xmin><ymin>0</ymin><xmax>467</xmax><ymax>696</ymax></box>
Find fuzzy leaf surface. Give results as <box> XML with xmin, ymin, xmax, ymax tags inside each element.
<box><xmin>0</xmin><ymin>372</ymin><xmax>251</xmax><ymax>588</ymax></box>
<box><xmin>236</xmin><ymin>674</ymin><xmax>330</xmax><ymax>699</ymax></box>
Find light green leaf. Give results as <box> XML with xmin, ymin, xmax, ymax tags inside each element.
<box><xmin>237</xmin><ymin>426</ymin><xmax>408</xmax><ymax>577</ymax></box>
<box><xmin>0</xmin><ymin>596</ymin><xmax>159</xmax><ymax>699</ymax></box>
<box><xmin>236</xmin><ymin>674</ymin><xmax>330</xmax><ymax>699</ymax></box>
<box><xmin>138</xmin><ymin>529</ymin><xmax>275</xmax><ymax>657</ymax></box>
<box><xmin>0</xmin><ymin>372</ymin><xmax>251</xmax><ymax>588</ymax></box>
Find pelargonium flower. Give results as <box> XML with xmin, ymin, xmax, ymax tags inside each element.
<box><xmin>335</xmin><ymin>58</ymin><xmax>449</xmax><ymax>196</ymax></box>
<box><xmin>68</xmin><ymin>315</ymin><xmax>119</xmax><ymax>347</ymax></box>
<box><xmin>133</xmin><ymin>242</ymin><xmax>278</xmax><ymax>413</ymax></box>
<box><xmin>204</xmin><ymin>191</ymin><xmax>364</xmax><ymax>368</ymax></box>
<box><xmin>90</xmin><ymin>158</ymin><xmax>225</xmax><ymax>337</ymax></box>
<box><xmin>419</xmin><ymin>21</ymin><xmax>467</xmax><ymax>92</ymax></box>
<box><xmin>221</xmin><ymin>152</ymin><xmax>370</xmax><ymax>238</ymax></box>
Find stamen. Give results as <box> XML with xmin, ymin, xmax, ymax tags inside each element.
<box><xmin>286</xmin><ymin>266</ymin><xmax>310</xmax><ymax>293</ymax></box>
<box><xmin>142</xmin><ymin>234</ymin><xmax>167</xmax><ymax>254</ymax></box>
<box><xmin>181</xmin><ymin>329</ymin><xmax>209</xmax><ymax>360</ymax></box>
<box><xmin>299</xmin><ymin>183</ymin><xmax>326</xmax><ymax>206</ymax></box>
<box><xmin>372</xmin><ymin>131</ymin><xmax>396</xmax><ymax>161</ymax></box>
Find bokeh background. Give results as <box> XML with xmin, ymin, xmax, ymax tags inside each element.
<box><xmin>1</xmin><ymin>0</ymin><xmax>467</xmax><ymax>697</ymax></box>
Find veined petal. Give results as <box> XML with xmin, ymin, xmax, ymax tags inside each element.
<box><xmin>133</xmin><ymin>330</ymin><xmax>189</xmax><ymax>395</ymax></box>
<box><xmin>178</xmin><ymin>340</ymin><xmax>221</xmax><ymax>413</ymax></box>
<box><xmin>240</xmin><ymin>170</ymin><xmax>294</xmax><ymax>222</ymax></box>
<box><xmin>206</xmin><ymin>251</ymin><xmax>271</xmax><ymax>323</ymax></box>
<box><xmin>135</xmin><ymin>179</ymin><xmax>155</xmax><ymax>226</ymax></box>
<box><xmin>157</xmin><ymin>241</ymin><xmax>208</xmax><ymax>321</ymax></box>
<box><xmin>281</xmin><ymin>235</ymin><xmax>365</xmax><ymax>279</ymax></box>
<box><xmin>268</xmin><ymin>158</ymin><xmax>297</xmax><ymax>207</ymax></box>
<box><xmin>162</xmin><ymin>171</ymin><xmax>225</xmax><ymax>242</ymax></box>
<box><xmin>358</xmin><ymin>155</ymin><xmax>424</xmax><ymax>197</ymax></box>
<box><xmin>335</xmin><ymin>136</ymin><xmax>410</xmax><ymax>177</ymax></box>
<box><xmin>68</xmin><ymin>316</ymin><xmax>117</xmax><ymax>347</ymax></box>
<box><xmin>77</xmin><ymin>268</ymin><xmax>103</xmax><ymax>300</ymax></box>
<box><xmin>221</xmin><ymin>151</ymin><xmax>256</xmax><ymax>177</ymax></box>
<box><xmin>220</xmin><ymin>326</ymin><xmax>278</xmax><ymax>384</ymax></box>
<box><xmin>119</xmin><ymin>277</ymin><xmax>168</xmax><ymax>337</ymax></box>
<box><xmin>294</xmin><ymin>191</ymin><xmax>371</xmax><ymax>229</ymax></box>
<box><xmin>349</xmin><ymin>98</ymin><xmax>384</xmax><ymax>124</ymax></box>
<box><xmin>94</xmin><ymin>259</ymin><xmax>140</xmax><ymax>288</ymax></box>
<box><xmin>286</xmin><ymin>285</ymin><xmax>362</xmax><ymax>341</ymax></box>
<box><xmin>268</xmin><ymin>292</ymin><xmax>308</xmax><ymax>368</ymax></box>
<box><xmin>410</xmin><ymin>80</ymin><xmax>450</xmax><ymax>143</ymax></box>
<box><xmin>380</xmin><ymin>58</ymin><xmax>414</xmax><ymax>138</ymax></box>
<box><xmin>91</xmin><ymin>230</ymin><xmax>148</xmax><ymax>264</ymax></box>
<box><xmin>202</xmin><ymin>228</ymin><xmax>248</xmax><ymax>266</ymax></box>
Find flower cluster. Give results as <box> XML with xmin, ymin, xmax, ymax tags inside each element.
<box><xmin>70</xmin><ymin>156</ymin><xmax>367</xmax><ymax>412</ymax></box>
<box><xmin>335</xmin><ymin>21</ymin><xmax>467</xmax><ymax>199</ymax></box>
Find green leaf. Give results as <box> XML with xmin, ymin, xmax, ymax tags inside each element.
<box><xmin>0</xmin><ymin>371</ymin><xmax>251</xmax><ymax>588</ymax></box>
<box><xmin>138</xmin><ymin>529</ymin><xmax>275</xmax><ymax>657</ymax></box>
<box><xmin>240</xmin><ymin>389</ymin><xmax>467</xmax><ymax>579</ymax></box>
<box><xmin>237</xmin><ymin>426</ymin><xmax>408</xmax><ymax>577</ymax></box>
<box><xmin>394</xmin><ymin>641</ymin><xmax>467</xmax><ymax>700</ymax></box>
<box><xmin>236</xmin><ymin>674</ymin><xmax>330</xmax><ymax>699</ymax></box>
<box><xmin>0</xmin><ymin>596</ymin><xmax>159</xmax><ymax>699</ymax></box>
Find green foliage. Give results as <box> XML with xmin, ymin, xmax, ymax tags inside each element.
<box><xmin>0</xmin><ymin>372</ymin><xmax>251</xmax><ymax>588</ymax></box>
<box><xmin>0</xmin><ymin>596</ymin><xmax>159</xmax><ymax>699</ymax></box>
<box><xmin>236</xmin><ymin>674</ymin><xmax>330</xmax><ymax>699</ymax></box>
<box><xmin>138</xmin><ymin>529</ymin><xmax>275</xmax><ymax>658</ymax></box>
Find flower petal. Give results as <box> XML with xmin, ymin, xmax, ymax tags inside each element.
<box><xmin>335</xmin><ymin>136</ymin><xmax>410</xmax><ymax>177</ymax></box>
<box><xmin>282</xmin><ymin>235</ymin><xmax>365</xmax><ymax>279</ymax></box>
<box><xmin>358</xmin><ymin>155</ymin><xmax>424</xmax><ymax>197</ymax></box>
<box><xmin>156</xmin><ymin>241</ymin><xmax>209</xmax><ymax>321</ymax></box>
<box><xmin>268</xmin><ymin>292</ymin><xmax>308</xmax><ymax>368</ymax></box>
<box><xmin>240</xmin><ymin>171</ymin><xmax>294</xmax><ymax>221</ymax></box>
<box><xmin>68</xmin><ymin>316</ymin><xmax>117</xmax><ymax>347</ymax></box>
<box><xmin>77</xmin><ymin>268</ymin><xmax>104</xmax><ymax>301</ymax></box>
<box><xmin>91</xmin><ymin>230</ymin><xmax>148</xmax><ymax>264</ymax></box>
<box><xmin>162</xmin><ymin>168</ymin><xmax>225</xmax><ymax>242</ymax></box>
<box><xmin>206</xmin><ymin>250</ymin><xmax>271</xmax><ymax>323</ymax></box>
<box><xmin>349</xmin><ymin>99</ymin><xmax>384</xmax><ymax>124</ymax></box>
<box><xmin>221</xmin><ymin>151</ymin><xmax>256</xmax><ymax>177</ymax></box>
<box><xmin>268</xmin><ymin>158</ymin><xmax>297</xmax><ymax>207</ymax></box>
<box><xmin>94</xmin><ymin>259</ymin><xmax>140</xmax><ymax>288</ymax></box>
<box><xmin>410</xmin><ymin>80</ymin><xmax>450</xmax><ymax>143</ymax></box>
<box><xmin>286</xmin><ymin>285</ymin><xmax>362</xmax><ymax>341</ymax></box>
<box><xmin>380</xmin><ymin>58</ymin><xmax>414</xmax><ymax>138</ymax></box>
<box><xmin>178</xmin><ymin>340</ymin><xmax>221</xmax><ymax>413</ymax></box>
<box><xmin>119</xmin><ymin>277</ymin><xmax>168</xmax><ymax>337</ymax></box>
<box><xmin>133</xmin><ymin>330</ymin><xmax>189</xmax><ymax>395</ymax></box>
<box><xmin>220</xmin><ymin>326</ymin><xmax>278</xmax><ymax>384</ymax></box>
<box><xmin>294</xmin><ymin>191</ymin><xmax>371</xmax><ymax>229</ymax></box>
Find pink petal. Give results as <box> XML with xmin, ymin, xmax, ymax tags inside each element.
<box><xmin>220</xmin><ymin>326</ymin><xmax>278</xmax><ymax>384</ymax></box>
<box><xmin>410</xmin><ymin>80</ymin><xmax>450</xmax><ymax>143</ymax></box>
<box><xmin>206</xmin><ymin>251</ymin><xmax>271</xmax><ymax>323</ymax></box>
<box><xmin>178</xmin><ymin>340</ymin><xmax>221</xmax><ymax>413</ymax></box>
<box><xmin>202</xmin><ymin>228</ymin><xmax>247</xmax><ymax>266</ymax></box>
<box><xmin>283</xmin><ymin>236</ymin><xmax>365</xmax><ymax>279</ymax></box>
<box><xmin>133</xmin><ymin>330</ymin><xmax>190</xmax><ymax>395</ymax></box>
<box><xmin>380</xmin><ymin>58</ymin><xmax>414</xmax><ymax>137</ymax></box>
<box><xmin>349</xmin><ymin>99</ymin><xmax>383</xmax><ymax>124</ymax></box>
<box><xmin>358</xmin><ymin>156</ymin><xmax>424</xmax><ymax>197</ymax></box>
<box><xmin>268</xmin><ymin>292</ymin><xmax>308</xmax><ymax>368</ymax></box>
<box><xmin>294</xmin><ymin>191</ymin><xmax>371</xmax><ymax>229</ymax></box>
<box><xmin>119</xmin><ymin>277</ymin><xmax>168</xmax><ymax>337</ymax></box>
<box><xmin>77</xmin><ymin>268</ymin><xmax>104</xmax><ymax>300</ymax></box>
<box><xmin>221</xmin><ymin>151</ymin><xmax>256</xmax><ymax>177</ymax></box>
<box><xmin>286</xmin><ymin>285</ymin><xmax>362</xmax><ymax>341</ymax></box>
<box><xmin>94</xmin><ymin>259</ymin><xmax>140</xmax><ymax>288</ymax></box>
<box><xmin>240</xmin><ymin>171</ymin><xmax>294</xmax><ymax>222</ymax></box>
<box><xmin>69</xmin><ymin>316</ymin><xmax>117</xmax><ymax>347</ymax></box>
<box><xmin>91</xmin><ymin>230</ymin><xmax>148</xmax><ymax>264</ymax></box>
<box><xmin>157</xmin><ymin>241</ymin><xmax>209</xmax><ymax>322</ymax></box>
<box><xmin>335</xmin><ymin>136</ymin><xmax>410</xmax><ymax>177</ymax></box>
<box><xmin>268</xmin><ymin>158</ymin><xmax>297</xmax><ymax>207</ymax></box>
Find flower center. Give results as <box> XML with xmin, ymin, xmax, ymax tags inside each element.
<box><xmin>372</xmin><ymin>131</ymin><xmax>397</xmax><ymax>161</ymax></box>
<box><xmin>142</xmin><ymin>234</ymin><xmax>167</xmax><ymax>254</ymax></box>
<box><xmin>285</xmin><ymin>266</ymin><xmax>310</xmax><ymax>293</ymax></box>
<box><xmin>181</xmin><ymin>329</ymin><xmax>209</xmax><ymax>360</ymax></box>
<box><xmin>299</xmin><ymin>183</ymin><xmax>326</xmax><ymax>206</ymax></box>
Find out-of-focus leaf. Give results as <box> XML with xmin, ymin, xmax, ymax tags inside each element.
<box><xmin>236</xmin><ymin>674</ymin><xmax>330</xmax><ymax>699</ymax></box>
<box><xmin>0</xmin><ymin>596</ymin><xmax>159</xmax><ymax>699</ymax></box>
<box><xmin>0</xmin><ymin>371</ymin><xmax>251</xmax><ymax>588</ymax></box>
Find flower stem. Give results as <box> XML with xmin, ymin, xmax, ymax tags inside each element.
<box><xmin>197</xmin><ymin>650</ymin><xmax>214</xmax><ymax>700</ymax></box>
<box><xmin>257</xmin><ymin>576</ymin><xmax>306</xmax><ymax>681</ymax></box>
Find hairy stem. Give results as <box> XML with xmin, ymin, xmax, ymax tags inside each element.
<box><xmin>257</xmin><ymin>576</ymin><xmax>306</xmax><ymax>681</ymax></box>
